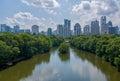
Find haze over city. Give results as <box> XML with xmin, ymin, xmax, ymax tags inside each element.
<box><xmin>0</xmin><ymin>0</ymin><xmax>120</xmax><ymax>31</ymax></box>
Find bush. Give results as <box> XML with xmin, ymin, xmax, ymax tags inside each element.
<box><xmin>59</xmin><ymin>42</ymin><xmax>69</xmax><ymax>54</ymax></box>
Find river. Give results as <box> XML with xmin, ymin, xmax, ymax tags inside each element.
<box><xmin>0</xmin><ymin>48</ymin><xmax>120</xmax><ymax>81</ymax></box>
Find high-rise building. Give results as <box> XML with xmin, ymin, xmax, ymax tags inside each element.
<box><xmin>64</xmin><ymin>19</ymin><xmax>71</xmax><ymax>37</ymax></box>
<box><xmin>32</xmin><ymin>25</ymin><xmax>39</xmax><ymax>34</ymax></box>
<box><xmin>14</xmin><ymin>25</ymin><xmax>20</xmax><ymax>33</ymax></box>
<box><xmin>0</xmin><ymin>24</ymin><xmax>11</xmax><ymax>32</ymax></box>
<box><xmin>107</xmin><ymin>21</ymin><xmax>113</xmax><ymax>27</ymax></box>
<box><xmin>57</xmin><ymin>24</ymin><xmax>64</xmax><ymax>37</ymax></box>
<box><xmin>108</xmin><ymin>26</ymin><xmax>119</xmax><ymax>34</ymax></box>
<box><xmin>74</xmin><ymin>23</ymin><xmax>81</xmax><ymax>36</ymax></box>
<box><xmin>100</xmin><ymin>16</ymin><xmax>108</xmax><ymax>34</ymax></box>
<box><xmin>47</xmin><ymin>28</ymin><xmax>52</xmax><ymax>36</ymax></box>
<box><xmin>64</xmin><ymin>19</ymin><xmax>71</xmax><ymax>28</ymax></box>
<box><xmin>84</xmin><ymin>25</ymin><xmax>90</xmax><ymax>35</ymax></box>
<box><xmin>91</xmin><ymin>20</ymin><xmax>100</xmax><ymax>34</ymax></box>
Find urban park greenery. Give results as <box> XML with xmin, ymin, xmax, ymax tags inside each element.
<box><xmin>59</xmin><ymin>42</ymin><xmax>69</xmax><ymax>54</ymax></box>
<box><xmin>0</xmin><ymin>33</ymin><xmax>64</xmax><ymax>68</ymax></box>
<box><xmin>70</xmin><ymin>34</ymin><xmax>120</xmax><ymax>71</ymax></box>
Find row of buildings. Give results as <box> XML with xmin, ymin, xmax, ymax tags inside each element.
<box><xmin>0</xmin><ymin>24</ymin><xmax>31</xmax><ymax>33</ymax></box>
<box><xmin>0</xmin><ymin>16</ymin><xmax>119</xmax><ymax>37</ymax></box>
<box><xmin>55</xmin><ymin>16</ymin><xmax>119</xmax><ymax>37</ymax></box>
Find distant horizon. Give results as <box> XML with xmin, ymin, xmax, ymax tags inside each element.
<box><xmin>0</xmin><ymin>0</ymin><xmax>120</xmax><ymax>31</ymax></box>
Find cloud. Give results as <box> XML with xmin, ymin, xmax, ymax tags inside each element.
<box><xmin>5</xmin><ymin>12</ymin><xmax>47</xmax><ymax>30</ymax></box>
<box><xmin>5</xmin><ymin>12</ymin><xmax>58</xmax><ymax>31</ymax></box>
<box><xmin>71</xmin><ymin>0</ymin><xmax>120</xmax><ymax>29</ymax></box>
<box><xmin>72</xmin><ymin>0</ymin><xmax>119</xmax><ymax>15</ymax></box>
<box><xmin>72</xmin><ymin>1</ymin><xmax>91</xmax><ymax>13</ymax></box>
<box><xmin>14</xmin><ymin>12</ymin><xmax>39</xmax><ymax>20</ymax></box>
<box><xmin>46</xmin><ymin>9</ymin><xmax>57</xmax><ymax>15</ymax></box>
<box><xmin>21</xmin><ymin>0</ymin><xmax>60</xmax><ymax>8</ymax></box>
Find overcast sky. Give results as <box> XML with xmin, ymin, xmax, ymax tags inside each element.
<box><xmin>0</xmin><ymin>0</ymin><xmax>120</xmax><ymax>31</ymax></box>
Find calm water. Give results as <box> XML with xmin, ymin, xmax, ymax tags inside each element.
<box><xmin>0</xmin><ymin>48</ymin><xmax>120</xmax><ymax>81</ymax></box>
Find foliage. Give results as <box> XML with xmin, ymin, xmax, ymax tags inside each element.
<box><xmin>59</xmin><ymin>42</ymin><xmax>69</xmax><ymax>54</ymax></box>
<box><xmin>70</xmin><ymin>34</ymin><xmax>120</xmax><ymax>71</ymax></box>
<box><xmin>0</xmin><ymin>33</ymin><xmax>63</xmax><ymax>66</ymax></box>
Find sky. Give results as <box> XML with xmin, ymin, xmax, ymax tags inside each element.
<box><xmin>0</xmin><ymin>0</ymin><xmax>120</xmax><ymax>31</ymax></box>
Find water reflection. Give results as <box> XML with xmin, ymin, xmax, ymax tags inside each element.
<box><xmin>0</xmin><ymin>48</ymin><xmax>119</xmax><ymax>81</ymax></box>
<box><xmin>0</xmin><ymin>52</ymin><xmax>50</xmax><ymax>81</ymax></box>
<box><xmin>20</xmin><ymin>48</ymin><xmax>107</xmax><ymax>81</ymax></box>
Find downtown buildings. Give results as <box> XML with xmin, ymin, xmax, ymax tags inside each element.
<box><xmin>0</xmin><ymin>16</ymin><xmax>119</xmax><ymax>37</ymax></box>
<box><xmin>31</xmin><ymin>25</ymin><xmax>39</xmax><ymax>34</ymax></box>
<box><xmin>74</xmin><ymin>23</ymin><xmax>81</xmax><ymax>36</ymax></box>
<box><xmin>56</xmin><ymin>19</ymin><xmax>72</xmax><ymax>37</ymax></box>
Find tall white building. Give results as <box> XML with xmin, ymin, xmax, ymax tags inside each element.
<box><xmin>74</xmin><ymin>23</ymin><xmax>81</xmax><ymax>36</ymax></box>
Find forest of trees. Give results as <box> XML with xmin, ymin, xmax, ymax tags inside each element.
<box><xmin>0</xmin><ymin>33</ymin><xmax>64</xmax><ymax>67</ymax></box>
<box><xmin>70</xmin><ymin>34</ymin><xmax>120</xmax><ymax>71</ymax></box>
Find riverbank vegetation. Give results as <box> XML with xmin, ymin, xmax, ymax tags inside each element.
<box><xmin>0</xmin><ymin>33</ymin><xmax>64</xmax><ymax>68</ymax></box>
<box><xmin>70</xmin><ymin>34</ymin><xmax>120</xmax><ymax>71</ymax></box>
<box><xmin>59</xmin><ymin>42</ymin><xmax>69</xmax><ymax>54</ymax></box>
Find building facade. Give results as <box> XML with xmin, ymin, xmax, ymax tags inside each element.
<box><xmin>32</xmin><ymin>25</ymin><xmax>39</xmax><ymax>34</ymax></box>
<box><xmin>100</xmin><ymin>16</ymin><xmax>108</xmax><ymax>34</ymax></box>
<box><xmin>91</xmin><ymin>20</ymin><xmax>100</xmax><ymax>34</ymax></box>
<box><xmin>14</xmin><ymin>25</ymin><xmax>20</xmax><ymax>33</ymax></box>
<box><xmin>57</xmin><ymin>24</ymin><xmax>64</xmax><ymax>37</ymax></box>
<box><xmin>84</xmin><ymin>25</ymin><xmax>90</xmax><ymax>35</ymax></box>
<box><xmin>74</xmin><ymin>23</ymin><xmax>81</xmax><ymax>36</ymax></box>
<box><xmin>47</xmin><ymin>28</ymin><xmax>52</xmax><ymax>36</ymax></box>
<box><xmin>64</xmin><ymin>19</ymin><xmax>71</xmax><ymax>37</ymax></box>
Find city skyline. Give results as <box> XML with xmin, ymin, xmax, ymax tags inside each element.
<box><xmin>0</xmin><ymin>0</ymin><xmax>120</xmax><ymax>31</ymax></box>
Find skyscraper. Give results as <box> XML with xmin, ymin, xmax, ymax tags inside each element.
<box><xmin>47</xmin><ymin>28</ymin><xmax>52</xmax><ymax>36</ymax></box>
<box><xmin>100</xmin><ymin>16</ymin><xmax>108</xmax><ymax>34</ymax></box>
<box><xmin>0</xmin><ymin>24</ymin><xmax>11</xmax><ymax>32</ymax></box>
<box><xmin>107</xmin><ymin>21</ymin><xmax>113</xmax><ymax>27</ymax></box>
<box><xmin>64</xmin><ymin>19</ymin><xmax>71</xmax><ymax>37</ymax></box>
<box><xmin>32</xmin><ymin>25</ymin><xmax>39</xmax><ymax>34</ymax></box>
<box><xmin>14</xmin><ymin>25</ymin><xmax>20</xmax><ymax>33</ymax></box>
<box><xmin>91</xmin><ymin>20</ymin><xmax>100</xmax><ymax>34</ymax></box>
<box><xmin>74</xmin><ymin>23</ymin><xmax>81</xmax><ymax>36</ymax></box>
<box><xmin>108</xmin><ymin>26</ymin><xmax>119</xmax><ymax>34</ymax></box>
<box><xmin>84</xmin><ymin>25</ymin><xmax>90</xmax><ymax>35</ymax></box>
<box><xmin>57</xmin><ymin>24</ymin><xmax>64</xmax><ymax>37</ymax></box>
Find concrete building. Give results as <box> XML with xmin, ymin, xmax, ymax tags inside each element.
<box><xmin>100</xmin><ymin>16</ymin><xmax>108</xmax><ymax>34</ymax></box>
<box><xmin>74</xmin><ymin>23</ymin><xmax>81</xmax><ymax>36</ymax></box>
<box><xmin>84</xmin><ymin>25</ymin><xmax>90</xmax><ymax>35</ymax></box>
<box><xmin>32</xmin><ymin>25</ymin><xmax>39</xmax><ymax>34</ymax></box>
<box><xmin>91</xmin><ymin>20</ymin><xmax>100</xmax><ymax>34</ymax></box>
